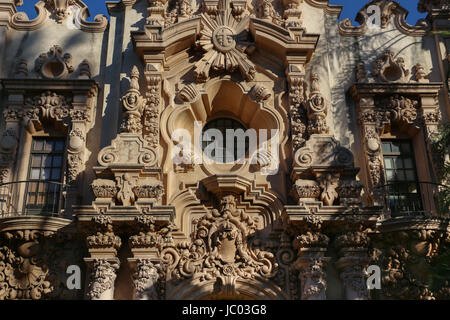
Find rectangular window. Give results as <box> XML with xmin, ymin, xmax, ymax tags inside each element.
<box><xmin>25</xmin><ymin>138</ymin><xmax>65</xmax><ymax>216</ymax></box>
<box><xmin>382</xmin><ymin>140</ymin><xmax>423</xmax><ymax>216</ymax></box>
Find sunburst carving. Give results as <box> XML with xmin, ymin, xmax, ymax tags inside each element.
<box><xmin>194</xmin><ymin>0</ymin><xmax>256</xmax><ymax>82</ymax></box>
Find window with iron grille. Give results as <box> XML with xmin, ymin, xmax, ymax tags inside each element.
<box><xmin>382</xmin><ymin>140</ymin><xmax>423</xmax><ymax>216</ymax></box>
<box><xmin>202</xmin><ymin>118</ymin><xmax>249</xmax><ymax>163</ymax></box>
<box><xmin>25</xmin><ymin>138</ymin><xmax>65</xmax><ymax>216</ymax></box>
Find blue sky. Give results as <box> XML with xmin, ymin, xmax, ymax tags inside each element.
<box><xmin>19</xmin><ymin>0</ymin><xmax>426</xmax><ymax>25</ymax></box>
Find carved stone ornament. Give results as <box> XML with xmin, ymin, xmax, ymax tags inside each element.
<box><xmin>98</xmin><ymin>135</ymin><xmax>158</xmax><ymax>167</ymax></box>
<box><xmin>294</xmin><ymin>135</ymin><xmax>354</xmax><ymax>169</ymax></box>
<box><xmin>120</xmin><ymin>66</ymin><xmax>146</xmax><ymax>134</ymax></box>
<box><xmin>0</xmin><ymin>245</ymin><xmax>52</xmax><ymax>300</ymax></box>
<box><xmin>177</xmin><ymin>83</ymin><xmax>200</xmax><ymax>103</ymax></box>
<box><xmin>251</xmin><ymin>84</ymin><xmax>272</xmax><ymax>103</ymax></box>
<box><xmin>91</xmin><ymin>179</ymin><xmax>119</xmax><ymax>199</ymax></box>
<box><xmin>372</xmin><ymin>50</ymin><xmax>410</xmax><ymax>83</ymax></box>
<box><xmin>10</xmin><ymin>0</ymin><xmax>108</xmax><ymax>32</ymax></box>
<box><xmin>35</xmin><ymin>45</ymin><xmax>74</xmax><ymax>79</ymax></box>
<box><xmin>286</xmin><ymin>65</ymin><xmax>307</xmax><ymax>151</ymax></box>
<box><xmin>338</xmin><ymin>0</ymin><xmax>430</xmax><ymax>37</ymax></box>
<box><xmin>307</xmin><ymin>73</ymin><xmax>329</xmax><ymax>135</ymax></box>
<box><xmin>161</xmin><ymin>195</ymin><xmax>278</xmax><ymax>282</ymax></box>
<box><xmin>194</xmin><ymin>0</ymin><xmax>256</xmax><ymax>82</ymax></box>
<box><xmin>132</xmin><ymin>179</ymin><xmax>164</xmax><ymax>202</ymax></box>
<box><xmin>132</xmin><ymin>259</ymin><xmax>160</xmax><ymax>300</ymax></box>
<box><xmin>291</xmin><ymin>179</ymin><xmax>321</xmax><ymax>204</ymax></box>
<box><xmin>318</xmin><ymin>173</ymin><xmax>340</xmax><ymax>206</ymax></box>
<box><xmin>86</xmin><ymin>259</ymin><xmax>120</xmax><ymax>300</ymax></box>
<box><xmin>295</xmin><ymin>257</ymin><xmax>330</xmax><ymax>300</ymax></box>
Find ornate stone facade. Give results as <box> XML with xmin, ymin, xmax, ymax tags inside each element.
<box><xmin>0</xmin><ymin>0</ymin><xmax>449</xmax><ymax>301</ymax></box>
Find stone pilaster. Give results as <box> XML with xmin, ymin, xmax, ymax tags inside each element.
<box><xmin>292</xmin><ymin>216</ymin><xmax>331</xmax><ymax>300</ymax></box>
<box><xmin>335</xmin><ymin>230</ymin><xmax>371</xmax><ymax>300</ymax></box>
<box><xmin>84</xmin><ymin>213</ymin><xmax>122</xmax><ymax>300</ymax></box>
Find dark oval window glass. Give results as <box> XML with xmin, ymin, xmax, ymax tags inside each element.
<box><xmin>201</xmin><ymin>118</ymin><xmax>249</xmax><ymax>163</ymax></box>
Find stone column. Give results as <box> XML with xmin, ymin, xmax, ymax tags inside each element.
<box><xmin>85</xmin><ymin>258</ymin><xmax>120</xmax><ymax>300</ymax></box>
<box><xmin>356</xmin><ymin>96</ymin><xmax>385</xmax><ymax>206</ymax></box>
<box><xmin>127</xmin><ymin>213</ymin><xmax>172</xmax><ymax>300</ymax></box>
<box><xmin>84</xmin><ymin>213</ymin><xmax>122</xmax><ymax>300</ymax></box>
<box><xmin>295</xmin><ymin>256</ymin><xmax>330</xmax><ymax>300</ymax></box>
<box><xmin>129</xmin><ymin>258</ymin><xmax>160</xmax><ymax>300</ymax></box>
<box><xmin>293</xmin><ymin>216</ymin><xmax>331</xmax><ymax>300</ymax></box>
<box><xmin>335</xmin><ymin>231</ymin><xmax>371</xmax><ymax>300</ymax></box>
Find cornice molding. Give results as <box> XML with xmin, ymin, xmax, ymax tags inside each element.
<box><xmin>349</xmin><ymin>82</ymin><xmax>444</xmax><ymax>99</ymax></box>
<box><xmin>304</xmin><ymin>0</ymin><xmax>343</xmax><ymax>17</ymax></box>
<box><xmin>0</xmin><ymin>216</ymin><xmax>73</xmax><ymax>233</ymax></box>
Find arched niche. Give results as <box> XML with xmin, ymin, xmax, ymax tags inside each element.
<box><xmin>166</xmin><ymin>79</ymin><xmax>283</xmax><ymax>139</ymax></box>
<box><xmin>162</xmin><ymin>79</ymin><xmax>286</xmax><ymax>175</ymax></box>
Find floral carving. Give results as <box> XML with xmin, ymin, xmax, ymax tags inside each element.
<box><xmin>132</xmin><ymin>180</ymin><xmax>164</xmax><ymax>201</ymax></box>
<box><xmin>91</xmin><ymin>179</ymin><xmax>118</xmax><ymax>199</ymax></box>
<box><xmin>86</xmin><ymin>214</ymin><xmax>122</xmax><ymax>251</ymax></box>
<box><xmin>295</xmin><ymin>258</ymin><xmax>329</xmax><ymax>300</ymax></box>
<box><xmin>143</xmin><ymin>74</ymin><xmax>161</xmax><ymax>148</ymax></box>
<box><xmin>287</xmin><ymin>66</ymin><xmax>307</xmax><ymax>151</ymax></box>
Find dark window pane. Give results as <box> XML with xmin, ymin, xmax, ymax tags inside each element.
<box><xmin>54</xmin><ymin>141</ymin><xmax>64</xmax><ymax>152</ymax></box>
<box><xmin>382</xmin><ymin>142</ymin><xmax>391</xmax><ymax>153</ymax></box>
<box><xmin>401</xmin><ymin>143</ymin><xmax>411</xmax><ymax>154</ymax></box>
<box><xmin>53</xmin><ymin>156</ymin><xmax>63</xmax><ymax>168</ymax></box>
<box><xmin>394</xmin><ymin>158</ymin><xmax>404</xmax><ymax>168</ymax></box>
<box><xmin>391</xmin><ymin>143</ymin><xmax>400</xmax><ymax>153</ymax></box>
<box><xmin>51</xmin><ymin>168</ymin><xmax>61</xmax><ymax>180</ymax></box>
<box><xmin>43</xmin><ymin>155</ymin><xmax>52</xmax><ymax>167</ymax></box>
<box><xmin>405</xmin><ymin>170</ymin><xmax>416</xmax><ymax>181</ymax></box>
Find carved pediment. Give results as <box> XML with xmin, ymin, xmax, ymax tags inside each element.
<box><xmin>10</xmin><ymin>0</ymin><xmax>107</xmax><ymax>32</ymax></box>
<box><xmin>338</xmin><ymin>0</ymin><xmax>430</xmax><ymax>36</ymax></box>
<box><xmin>98</xmin><ymin>135</ymin><xmax>158</xmax><ymax>168</ymax></box>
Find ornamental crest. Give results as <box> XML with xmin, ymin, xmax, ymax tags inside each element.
<box><xmin>162</xmin><ymin>195</ymin><xmax>277</xmax><ymax>282</ymax></box>
<box><xmin>194</xmin><ymin>0</ymin><xmax>256</xmax><ymax>82</ymax></box>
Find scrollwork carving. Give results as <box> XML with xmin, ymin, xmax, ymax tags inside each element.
<box><xmin>160</xmin><ymin>195</ymin><xmax>277</xmax><ymax>283</ymax></box>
